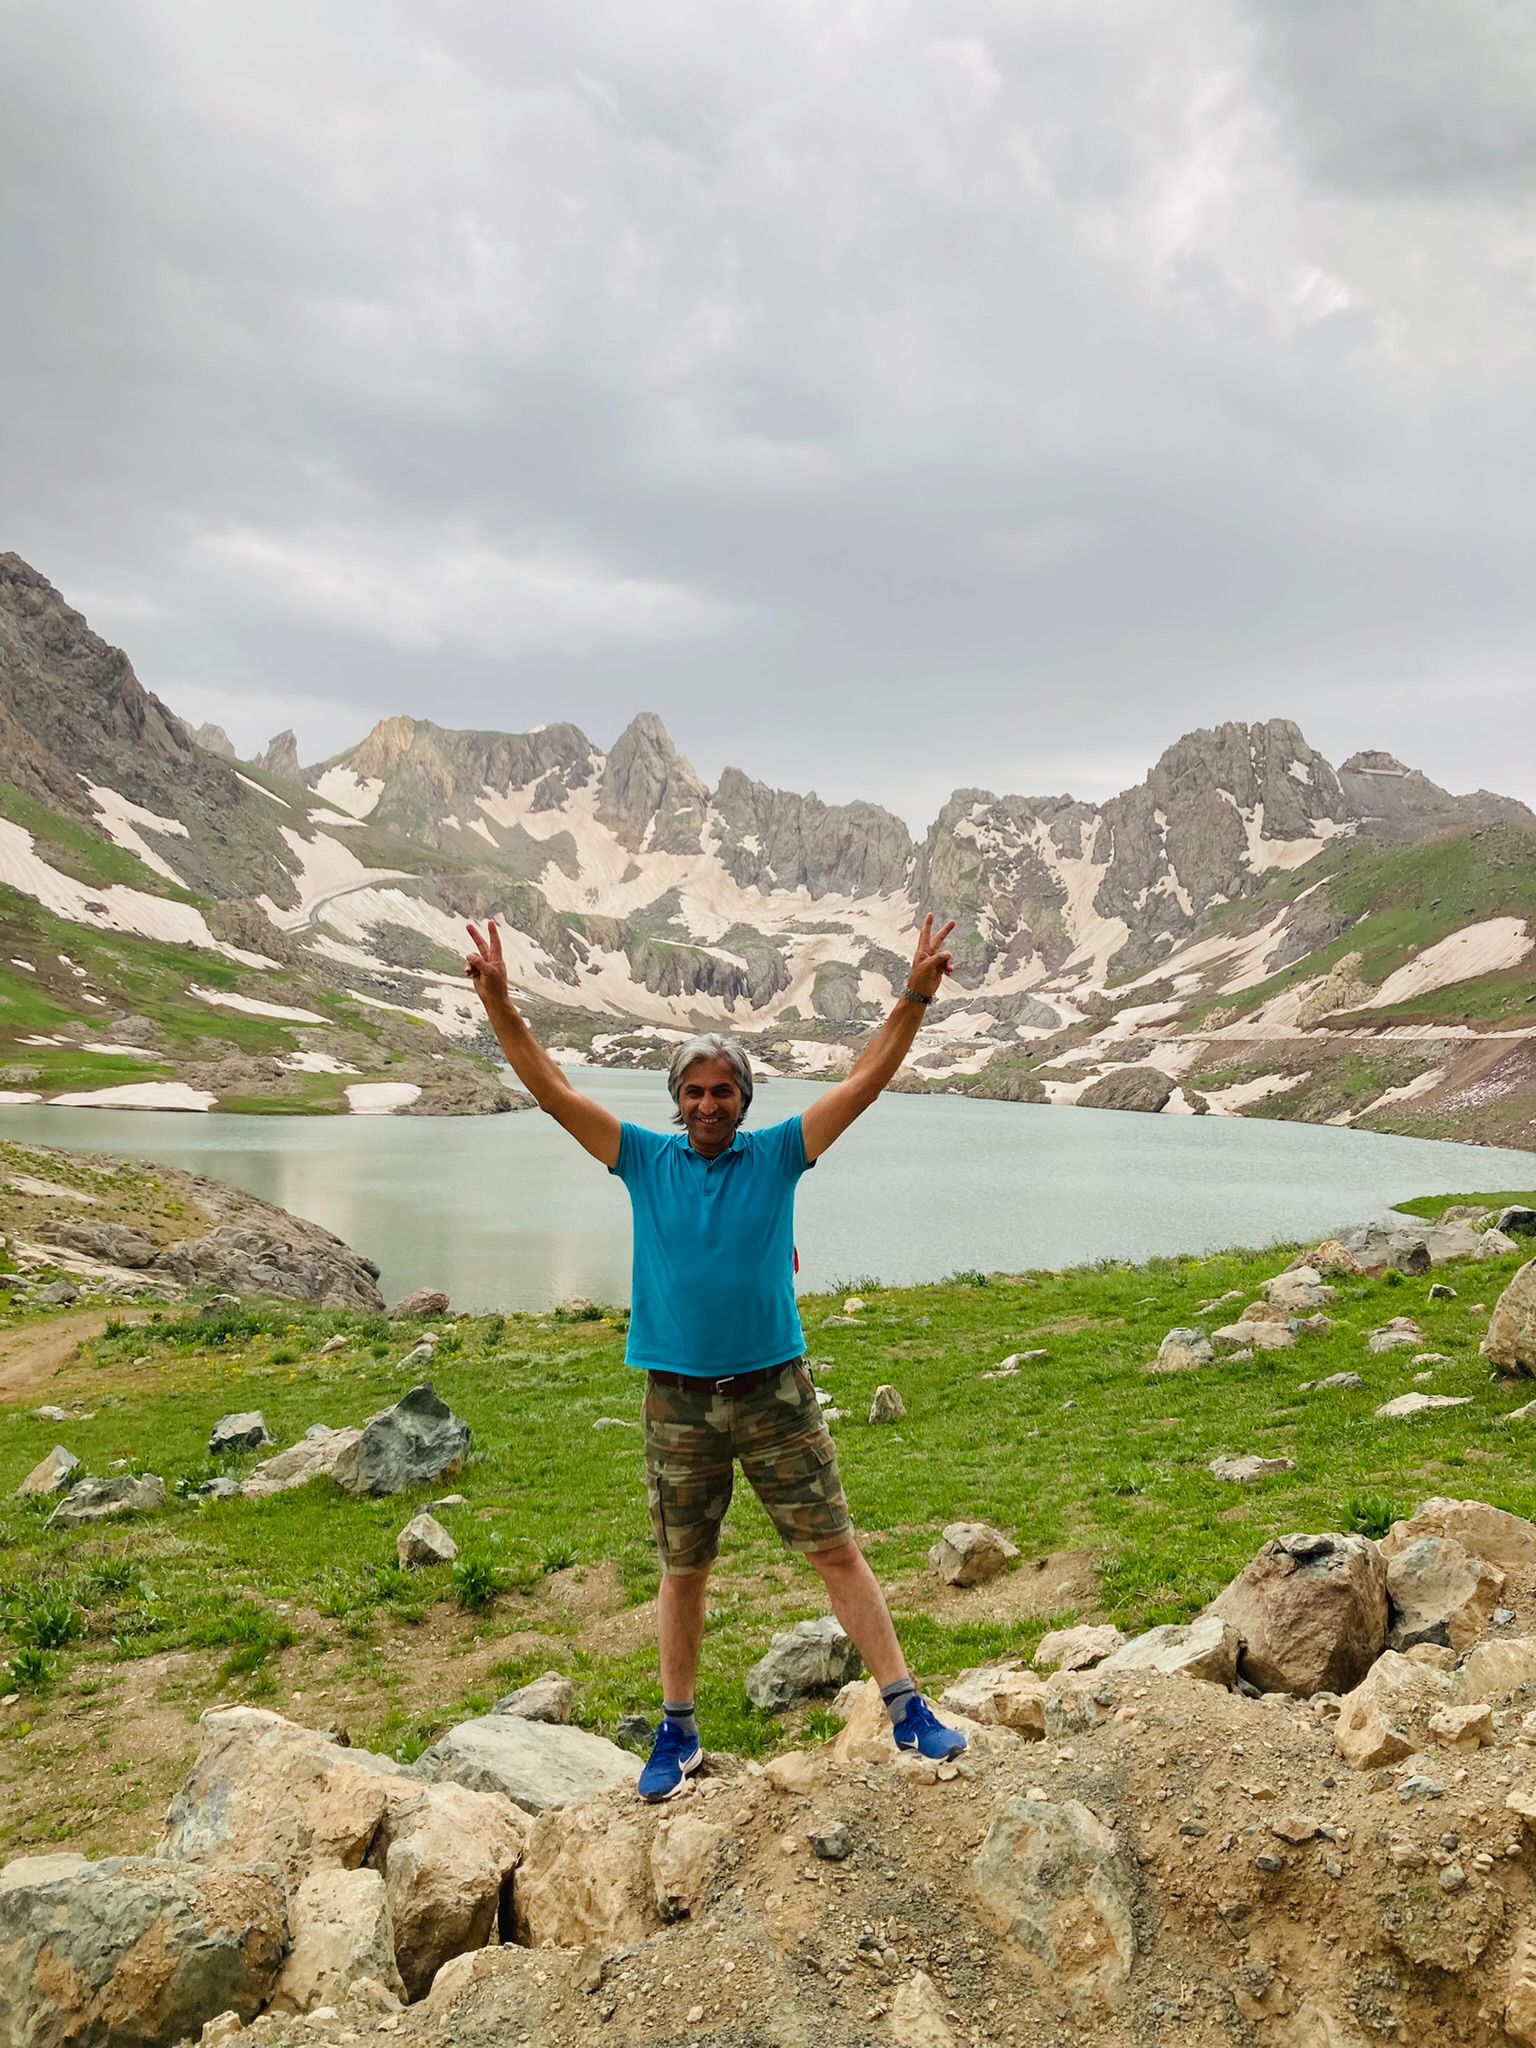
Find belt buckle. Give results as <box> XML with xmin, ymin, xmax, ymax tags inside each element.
<box><xmin>713</xmin><ymin>1373</ymin><xmax>736</xmax><ymax>1396</ymax></box>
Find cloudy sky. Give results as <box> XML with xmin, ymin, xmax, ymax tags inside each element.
<box><xmin>4</xmin><ymin>0</ymin><xmax>1534</xmax><ymax>825</ymax></box>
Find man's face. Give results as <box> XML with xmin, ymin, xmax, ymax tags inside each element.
<box><xmin>677</xmin><ymin>1055</ymin><xmax>745</xmax><ymax>1157</ymax></box>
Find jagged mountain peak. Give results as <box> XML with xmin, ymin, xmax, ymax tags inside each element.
<box><xmin>597</xmin><ymin>712</ymin><xmax>710</xmax><ymax>856</ymax></box>
<box><xmin>257</xmin><ymin>730</ymin><xmax>302</xmax><ymax>781</ymax></box>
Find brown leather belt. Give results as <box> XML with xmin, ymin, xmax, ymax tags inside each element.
<box><xmin>647</xmin><ymin>1360</ymin><xmax>800</xmax><ymax>1397</ymax></box>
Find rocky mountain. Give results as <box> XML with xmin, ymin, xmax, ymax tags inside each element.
<box><xmin>2</xmin><ymin>552</ymin><xmax>1534</xmax><ymax>1142</ymax></box>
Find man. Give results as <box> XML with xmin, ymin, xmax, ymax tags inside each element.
<box><xmin>465</xmin><ymin>911</ymin><xmax>967</xmax><ymax>1800</ymax></box>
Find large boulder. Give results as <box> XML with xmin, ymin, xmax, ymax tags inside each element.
<box><xmin>0</xmin><ymin>1854</ymin><xmax>286</xmax><ymax>2047</ymax></box>
<box><xmin>17</xmin><ymin>1446</ymin><xmax>79</xmax><ymax>1497</ymax></box>
<box><xmin>1386</xmin><ymin>1536</ymin><xmax>1504</xmax><ymax>1653</ymax></box>
<box><xmin>1208</xmin><ymin>1533</ymin><xmax>1387</xmax><ymax>1697</ymax></box>
<box><xmin>43</xmin><ymin>1219</ymin><xmax>158</xmax><ymax>1267</ymax></box>
<box><xmin>371</xmin><ymin>1782</ymin><xmax>525</xmax><ymax>2001</ymax></box>
<box><xmin>1381</xmin><ymin>1497</ymin><xmax>1536</xmax><ymax>1571</ymax></box>
<box><xmin>971</xmin><ymin>1797</ymin><xmax>1138</xmax><ymax>2004</ymax></box>
<box><xmin>159</xmin><ymin>1708</ymin><xmax>412</xmax><ymax>1882</ymax></box>
<box><xmin>510</xmin><ymin>1798</ymin><xmax>722</xmax><ymax>1950</ymax></box>
<box><xmin>1497</xmin><ymin>1207</ymin><xmax>1536</xmax><ymax>1239</ymax></box>
<box><xmin>1334</xmin><ymin>1651</ymin><xmax>1452</xmax><ymax>1770</ymax></box>
<box><xmin>1326</xmin><ymin>1226</ymin><xmax>1431</xmax><ymax>1278</ymax></box>
<box><xmin>268</xmin><ymin>1867</ymin><xmax>404</xmax><ymax>2015</ymax></box>
<box><xmin>1076</xmin><ymin>1066</ymin><xmax>1174</xmax><ymax>1114</ymax></box>
<box><xmin>1097</xmin><ymin>1616</ymin><xmax>1238</xmax><ymax>1687</ymax></box>
<box><xmin>1211</xmin><ymin>1321</ymin><xmax>1294</xmax><ymax>1353</ymax></box>
<box><xmin>1483</xmin><ymin>1262</ymin><xmax>1536</xmax><ymax>1378</ymax></box>
<box><xmin>242</xmin><ymin>1426</ymin><xmax>363</xmax><ymax>1500</ymax></box>
<box><xmin>928</xmin><ymin>1522</ymin><xmax>1020</xmax><ymax>1587</ymax></box>
<box><xmin>331</xmin><ymin>1384</ymin><xmax>470</xmax><ymax>1498</ymax></box>
<box><xmin>154</xmin><ymin>1222</ymin><xmax>384</xmax><ymax>1311</ymax></box>
<box><xmin>491</xmin><ymin>1673</ymin><xmax>574</xmax><ymax>1724</ymax></box>
<box><xmin>410</xmin><ymin>1714</ymin><xmax>639</xmax><ymax>1815</ymax></box>
<box><xmin>389</xmin><ymin>1288</ymin><xmax>450</xmax><ymax>1318</ymax></box>
<box><xmin>46</xmin><ymin>1473</ymin><xmax>165</xmax><ymax>1531</ymax></box>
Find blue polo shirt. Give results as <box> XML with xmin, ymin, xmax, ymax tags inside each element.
<box><xmin>610</xmin><ymin>1116</ymin><xmax>814</xmax><ymax>1375</ymax></box>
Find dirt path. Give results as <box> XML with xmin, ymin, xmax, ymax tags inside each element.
<box><xmin>0</xmin><ymin>1307</ymin><xmax>149</xmax><ymax>1404</ymax></box>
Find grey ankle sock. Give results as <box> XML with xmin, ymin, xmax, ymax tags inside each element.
<box><xmin>881</xmin><ymin>1676</ymin><xmax>919</xmax><ymax>1725</ymax></box>
<box><xmin>662</xmin><ymin>1700</ymin><xmax>698</xmax><ymax>1742</ymax></box>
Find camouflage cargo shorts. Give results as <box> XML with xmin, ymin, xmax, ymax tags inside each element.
<box><xmin>641</xmin><ymin>1361</ymin><xmax>853</xmax><ymax>1575</ymax></box>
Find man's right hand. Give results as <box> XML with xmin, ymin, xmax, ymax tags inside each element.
<box><xmin>465</xmin><ymin>920</ymin><xmax>512</xmax><ymax>1012</ymax></box>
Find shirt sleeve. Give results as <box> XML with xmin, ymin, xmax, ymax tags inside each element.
<box><xmin>758</xmin><ymin>1115</ymin><xmax>815</xmax><ymax>1180</ymax></box>
<box><xmin>610</xmin><ymin>1121</ymin><xmax>669</xmax><ymax>1183</ymax></box>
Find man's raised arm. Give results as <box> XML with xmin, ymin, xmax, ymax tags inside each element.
<box><xmin>465</xmin><ymin>921</ymin><xmax>622</xmax><ymax>1167</ymax></box>
<box><xmin>800</xmin><ymin>914</ymin><xmax>955</xmax><ymax>1163</ymax></box>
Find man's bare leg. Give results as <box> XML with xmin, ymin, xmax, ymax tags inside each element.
<box><xmin>805</xmin><ymin>1540</ymin><xmax>907</xmax><ymax>1687</ymax></box>
<box><xmin>657</xmin><ymin>1563</ymin><xmax>712</xmax><ymax>1703</ymax></box>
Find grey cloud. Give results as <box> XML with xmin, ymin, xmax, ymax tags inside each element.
<box><xmin>1</xmin><ymin>0</ymin><xmax>1533</xmax><ymax>829</ymax></box>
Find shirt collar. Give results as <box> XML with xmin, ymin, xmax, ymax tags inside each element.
<box><xmin>676</xmin><ymin>1127</ymin><xmax>747</xmax><ymax>1160</ymax></box>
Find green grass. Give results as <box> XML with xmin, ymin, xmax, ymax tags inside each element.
<box><xmin>1183</xmin><ymin>825</ymin><xmax>1536</xmax><ymax>1028</ymax></box>
<box><xmin>4</xmin><ymin>1214</ymin><xmax>1535</xmax><ymax>1841</ymax></box>
<box><xmin>1394</xmin><ymin>1190</ymin><xmax>1536</xmax><ymax>1222</ymax></box>
<box><xmin>0</xmin><ymin>783</ymin><xmax>200</xmax><ymax>904</ymax></box>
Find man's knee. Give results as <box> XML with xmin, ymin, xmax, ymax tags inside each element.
<box><xmin>805</xmin><ymin>1539</ymin><xmax>863</xmax><ymax>1575</ymax></box>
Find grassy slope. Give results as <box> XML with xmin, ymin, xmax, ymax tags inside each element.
<box><xmin>1394</xmin><ymin>1190</ymin><xmax>1536</xmax><ymax>1222</ymax></box>
<box><xmin>3</xmin><ymin>1229</ymin><xmax>1534</xmax><ymax>1852</ymax></box>
<box><xmin>1182</xmin><ymin>826</ymin><xmax>1536</xmax><ymax>1029</ymax></box>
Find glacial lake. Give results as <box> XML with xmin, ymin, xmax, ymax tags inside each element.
<box><xmin>4</xmin><ymin>1073</ymin><xmax>1535</xmax><ymax>1312</ymax></box>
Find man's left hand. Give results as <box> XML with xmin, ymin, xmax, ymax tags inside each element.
<box><xmin>908</xmin><ymin>913</ymin><xmax>956</xmax><ymax>1000</ymax></box>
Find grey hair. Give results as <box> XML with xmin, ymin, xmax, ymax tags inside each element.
<box><xmin>667</xmin><ymin>1033</ymin><xmax>754</xmax><ymax>1125</ymax></box>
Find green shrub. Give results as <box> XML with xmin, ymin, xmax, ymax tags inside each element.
<box><xmin>7</xmin><ymin>1646</ymin><xmax>55</xmax><ymax>1691</ymax></box>
<box><xmin>9</xmin><ymin>1590</ymin><xmax>81</xmax><ymax>1651</ymax></box>
<box><xmin>1344</xmin><ymin>1493</ymin><xmax>1401</xmax><ymax>1540</ymax></box>
<box><xmin>451</xmin><ymin>1557</ymin><xmax>502</xmax><ymax>1610</ymax></box>
<box><xmin>540</xmin><ymin>1542</ymin><xmax>577</xmax><ymax>1575</ymax></box>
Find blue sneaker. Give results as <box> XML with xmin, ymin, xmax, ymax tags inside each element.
<box><xmin>891</xmin><ymin>1695</ymin><xmax>967</xmax><ymax>1762</ymax></box>
<box><xmin>637</xmin><ymin>1717</ymin><xmax>704</xmax><ymax>1802</ymax></box>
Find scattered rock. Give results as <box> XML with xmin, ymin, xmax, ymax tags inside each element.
<box><xmin>1386</xmin><ymin>1536</ymin><xmax>1504</xmax><ymax>1652</ymax></box>
<box><xmin>242</xmin><ymin>1426</ymin><xmax>363</xmax><ymax>1501</ymax></box>
<box><xmin>869</xmin><ymin>1384</ymin><xmax>906</xmax><ymax>1424</ymax></box>
<box><xmin>269</xmin><ymin>1866</ymin><xmax>404</xmax><ymax>2014</ymax></box>
<box><xmin>1212</xmin><ymin>1320</ymin><xmax>1294</xmax><ymax>1353</ymax></box>
<box><xmin>0</xmin><ymin>1853</ymin><xmax>286</xmax><ymax>2045</ymax></box>
<box><xmin>1483</xmin><ymin>1261</ymin><xmax>1536</xmax><ymax>1378</ymax></box>
<box><xmin>1375</xmin><ymin>1393</ymin><xmax>1471</xmax><ymax>1419</ymax></box>
<box><xmin>192</xmin><ymin>1476</ymin><xmax>243</xmax><ymax>1501</ymax></box>
<box><xmin>1506</xmin><ymin>1926</ymin><xmax>1536</xmax><ymax>2047</ymax></box>
<box><xmin>412</xmin><ymin>1713</ymin><xmax>639</xmax><ymax>1815</ymax></box>
<box><xmin>491</xmin><ymin>1672</ymin><xmax>574</xmax><ymax>1724</ymax></box>
<box><xmin>888</xmin><ymin>1969</ymin><xmax>958</xmax><ymax>2048</ymax></box>
<box><xmin>1262</xmin><ymin>1267</ymin><xmax>1335</xmax><ymax>1312</ymax></box>
<box><xmin>1427</xmin><ymin>1701</ymin><xmax>1495</xmax><ymax>1752</ymax></box>
<box><xmin>1429</xmin><ymin>1282</ymin><xmax>1457</xmax><ymax>1301</ymax></box>
<box><xmin>16</xmin><ymin>1444</ymin><xmax>79</xmax><ymax>1497</ymax></box>
<box><xmin>331</xmin><ymin>1384</ymin><xmax>470</xmax><ymax>1498</ymax></box>
<box><xmin>928</xmin><ymin>1521</ymin><xmax>1020</xmax><ymax>1587</ymax></box>
<box><xmin>972</xmin><ymin>1796</ymin><xmax>1138</xmax><ymax>2001</ymax></box>
<box><xmin>1334</xmin><ymin>1651</ymin><xmax>1451</xmax><ymax>1769</ymax></box>
<box><xmin>808</xmin><ymin>1822</ymin><xmax>852</xmax><ymax>1862</ymax></box>
<box><xmin>1327</xmin><ymin>1226</ymin><xmax>1431</xmax><ymax>1277</ymax></box>
<box><xmin>1480</xmin><ymin>1228</ymin><xmax>1523</xmax><ymax>1259</ymax></box>
<box><xmin>1151</xmin><ymin>1327</ymin><xmax>1213</xmax><ymax>1373</ymax></box>
<box><xmin>1209</xmin><ymin>1453</ymin><xmax>1297</xmax><ymax>1485</ymax></box>
<box><xmin>1312</xmin><ymin>1372</ymin><xmax>1365</xmax><ymax>1392</ymax></box>
<box><xmin>46</xmin><ymin>1472</ymin><xmax>166</xmax><ymax>1530</ymax></box>
<box><xmin>1367</xmin><ymin>1319</ymin><xmax>1424</xmax><ymax>1355</ymax></box>
<box><xmin>208</xmin><ymin>1411</ymin><xmax>270</xmax><ymax>1455</ymax></box>
<box><xmin>33</xmin><ymin>1405</ymin><xmax>71</xmax><ymax>1423</ymax></box>
<box><xmin>35</xmin><ymin>1278</ymin><xmax>80</xmax><ymax>1306</ymax></box>
<box><xmin>745</xmin><ymin>1616</ymin><xmax>863</xmax><ymax>1710</ymax></box>
<box><xmin>1209</xmin><ymin>1532</ymin><xmax>1387</xmax><ymax>1697</ymax></box>
<box><xmin>939</xmin><ymin>1666</ymin><xmax>1047</xmax><ymax>1735</ymax></box>
<box><xmin>389</xmin><ymin>1288</ymin><xmax>449</xmax><ymax>1318</ymax></box>
<box><xmin>1498</xmin><ymin>1207</ymin><xmax>1536</xmax><ymax>1238</ymax></box>
<box><xmin>318</xmin><ymin>1333</ymin><xmax>348</xmax><ymax>1356</ymax></box>
<box><xmin>395</xmin><ymin>1512</ymin><xmax>457</xmax><ymax>1568</ymax></box>
<box><xmin>1099</xmin><ymin>1615</ymin><xmax>1239</xmax><ymax>1687</ymax></box>
<box><xmin>1034</xmin><ymin>1623</ymin><xmax>1126</xmax><ymax>1673</ymax></box>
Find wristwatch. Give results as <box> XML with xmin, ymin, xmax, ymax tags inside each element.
<box><xmin>902</xmin><ymin>987</ymin><xmax>933</xmax><ymax>1006</ymax></box>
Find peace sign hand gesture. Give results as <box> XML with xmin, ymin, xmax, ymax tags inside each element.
<box><xmin>908</xmin><ymin>912</ymin><xmax>956</xmax><ymax>1000</ymax></box>
<box><xmin>465</xmin><ymin>920</ymin><xmax>512</xmax><ymax>1013</ymax></box>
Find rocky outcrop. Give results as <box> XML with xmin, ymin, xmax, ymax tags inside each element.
<box><xmin>1076</xmin><ymin>1066</ymin><xmax>1175</xmax><ymax>1114</ymax></box>
<box><xmin>268</xmin><ymin>1867</ymin><xmax>403</xmax><ymax>2014</ymax></box>
<box><xmin>712</xmin><ymin>764</ymin><xmax>913</xmax><ymax>898</ymax></box>
<box><xmin>154</xmin><ymin>1225</ymin><xmax>384</xmax><ymax>1312</ymax></box>
<box><xmin>597</xmin><ymin>713</ymin><xmax>711</xmax><ymax>855</ymax></box>
<box><xmin>47</xmin><ymin>1472</ymin><xmax>166</xmax><ymax>1530</ymax></box>
<box><xmin>411</xmin><ymin>1714</ymin><xmax>639</xmax><ymax>1815</ymax></box>
<box><xmin>256</xmin><ymin>731</ymin><xmax>302</xmax><ymax>781</ymax></box>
